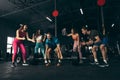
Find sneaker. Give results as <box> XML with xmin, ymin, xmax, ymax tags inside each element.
<box><xmin>103</xmin><ymin>60</ymin><xmax>109</xmax><ymax>67</ymax></box>
<box><xmin>56</xmin><ymin>63</ymin><xmax>61</xmax><ymax>67</ymax></box>
<box><xmin>105</xmin><ymin>63</ymin><xmax>109</xmax><ymax>67</ymax></box>
<box><xmin>45</xmin><ymin>63</ymin><xmax>50</xmax><ymax>67</ymax></box>
<box><xmin>48</xmin><ymin>60</ymin><xmax>51</xmax><ymax>63</ymax></box>
<box><xmin>44</xmin><ymin>60</ymin><xmax>48</xmax><ymax>64</ymax></box>
<box><xmin>56</xmin><ymin>59</ymin><xmax>62</xmax><ymax>67</ymax></box>
<box><xmin>82</xmin><ymin>57</ymin><xmax>87</xmax><ymax>60</ymax></box>
<box><xmin>90</xmin><ymin>61</ymin><xmax>99</xmax><ymax>65</ymax></box>
<box><xmin>95</xmin><ymin>61</ymin><xmax>99</xmax><ymax>65</ymax></box>
<box><xmin>100</xmin><ymin>62</ymin><xmax>109</xmax><ymax>67</ymax></box>
<box><xmin>22</xmin><ymin>63</ymin><xmax>29</xmax><ymax>66</ymax></box>
<box><xmin>79</xmin><ymin>59</ymin><xmax>83</xmax><ymax>64</ymax></box>
<box><xmin>58</xmin><ymin>59</ymin><xmax>61</xmax><ymax>63</ymax></box>
<box><xmin>11</xmin><ymin>62</ymin><xmax>17</xmax><ymax>67</ymax></box>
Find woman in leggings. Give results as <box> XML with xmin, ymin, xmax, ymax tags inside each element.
<box><xmin>33</xmin><ymin>29</ymin><xmax>46</xmax><ymax>63</ymax></box>
<box><xmin>11</xmin><ymin>24</ymin><xmax>34</xmax><ymax>67</ymax></box>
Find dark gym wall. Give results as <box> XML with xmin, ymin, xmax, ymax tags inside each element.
<box><xmin>0</xmin><ymin>18</ymin><xmax>16</xmax><ymax>58</ymax></box>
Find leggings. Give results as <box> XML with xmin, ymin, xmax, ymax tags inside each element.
<box><xmin>12</xmin><ymin>38</ymin><xmax>26</xmax><ymax>62</ymax></box>
<box><xmin>34</xmin><ymin>42</ymin><xmax>45</xmax><ymax>58</ymax></box>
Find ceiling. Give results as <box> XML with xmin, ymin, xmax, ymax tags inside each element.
<box><xmin>0</xmin><ymin>0</ymin><xmax>120</xmax><ymax>36</ymax></box>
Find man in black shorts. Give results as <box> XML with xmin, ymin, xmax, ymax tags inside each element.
<box><xmin>81</xmin><ymin>27</ymin><xmax>109</xmax><ymax>66</ymax></box>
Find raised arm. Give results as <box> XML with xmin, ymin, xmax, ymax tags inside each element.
<box><xmin>67</xmin><ymin>33</ymin><xmax>72</xmax><ymax>36</ymax></box>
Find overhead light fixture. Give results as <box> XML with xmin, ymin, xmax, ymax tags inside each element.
<box><xmin>111</xmin><ymin>23</ymin><xmax>114</xmax><ymax>27</ymax></box>
<box><xmin>46</xmin><ymin>17</ymin><xmax>52</xmax><ymax>22</ymax></box>
<box><xmin>80</xmin><ymin>8</ymin><xmax>83</xmax><ymax>15</ymax></box>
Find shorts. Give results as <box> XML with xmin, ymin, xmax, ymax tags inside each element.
<box><xmin>93</xmin><ymin>41</ymin><xmax>102</xmax><ymax>46</ymax></box>
<box><xmin>102</xmin><ymin>37</ymin><xmax>108</xmax><ymax>46</ymax></box>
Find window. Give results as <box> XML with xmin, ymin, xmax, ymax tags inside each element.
<box><xmin>7</xmin><ymin>37</ymin><xmax>14</xmax><ymax>54</ymax></box>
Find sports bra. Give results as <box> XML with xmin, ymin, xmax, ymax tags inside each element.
<box><xmin>72</xmin><ymin>35</ymin><xmax>78</xmax><ymax>41</ymax></box>
<box><xmin>36</xmin><ymin>35</ymin><xmax>42</xmax><ymax>41</ymax></box>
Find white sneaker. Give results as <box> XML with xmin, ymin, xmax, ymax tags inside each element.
<box><xmin>22</xmin><ymin>63</ymin><xmax>29</xmax><ymax>66</ymax></box>
<box><xmin>90</xmin><ymin>61</ymin><xmax>99</xmax><ymax>65</ymax></box>
<box><xmin>44</xmin><ymin>60</ymin><xmax>48</xmax><ymax>64</ymax></box>
<box><xmin>48</xmin><ymin>60</ymin><xmax>51</xmax><ymax>63</ymax></box>
<box><xmin>58</xmin><ymin>59</ymin><xmax>61</xmax><ymax>63</ymax></box>
<box><xmin>95</xmin><ymin>61</ymin><xmax>99</xmax><ymax>65</ymax></box>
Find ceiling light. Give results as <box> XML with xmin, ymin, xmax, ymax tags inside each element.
<box><xmin>111</xmin><ymin>23</ymin><xmax>114</xmax><ymax>27</ymax></box>
<box><xmin>46</xmin><ymin>17</ymin><xmax>52</xmax><ymax>22</ymax></box>
<box><xmin>80</xmin><ymin>8</ymin><xmax>83</xmax><ymax>15</ymax></box>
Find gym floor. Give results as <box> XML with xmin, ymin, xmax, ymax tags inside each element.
<box><xmin>0</xmin><ymin>55</ymin><xmax>120</xmax><ymax>80</ymax></box>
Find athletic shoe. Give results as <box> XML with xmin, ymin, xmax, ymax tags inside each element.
<box><xmin>11</xmin><ymin>62</ymin><xmax>17</xmax><ymax>67</ymax></box>
<box><xmin>56</xmin><ymin>63</ymin><xmax>61</xmax><ymax>67</ymax></box>
<box><xmin>90</xmin><ymin>61</ymin><xmax>99</xmax><ymax>65</ymax></box>
<box><xmin>44</xmin><ymin>60</ymin><xmax>48</xmax><ymax>64</ymax></box>
<box><xmin>95</xmin><ymin>61</ymin><xmax>99</xmax><ymax>65</ymax></box>
<box><xmin>22</xmin><ymin>63</ymin><xmax>29</xmax><ymax>66</ymax></box>
<box><xmin>79</xmin><ymin>59</ymin><xmax>83</xmax><ymax>64</ymax></box>
<box><xmin>99</xmin><ymin>62</ymin><xmax>109</xmax><ymax>67</ymax></box>
<box><xmin>48</xmin><ymin>60</ymin><xmax>51</xmax><ymax>63</ymax></box>
<box><xmin>104</xmin><ymin>63</ymin><xmax>109</xmax><ymax>67</ymax></box>
<box><xmin>58</xmin><ymin>59</ymin><xmax>61</xmax><ymax>63</ymax></box>
<box><xmin>45</xmin><ymin>63</ymin><xmax>50</xmax><ymax>67</ymax></box>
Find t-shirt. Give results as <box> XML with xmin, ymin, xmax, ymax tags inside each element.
<box><xmin>45</xmin><ymin>37</ymin><xmax>59</xmax><ymax>49</ymax></box>
<box><xmin>89</xmin><ymin>30</ymin><xmax>99</xmax><ymax>41</ymax></box>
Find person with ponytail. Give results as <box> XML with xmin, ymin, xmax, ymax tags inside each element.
<box><xmin>11</xmin><ymin>24</ymin><xmax>34</xmax><ymax>67</ymax></box>
<box><xmin>32</xmin><ymin>29</ymin><xmax>46</xmax><ymax>64</ymax></box>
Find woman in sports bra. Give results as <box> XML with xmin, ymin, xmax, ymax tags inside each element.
<box><xmin>67</xmin><ymin>28</ymin><xmax>83</xmax><ymax>63</ymax></box>
<box><xmin>33</xmin><ymin>29</ymin><xmax>46</xmax><ymax>63</ymax></box>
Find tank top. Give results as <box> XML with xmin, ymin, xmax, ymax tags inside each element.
<box><xmin>19</xmin><ymin>31</ymin><xmax>26</xmax><ymax>38</ymax></box>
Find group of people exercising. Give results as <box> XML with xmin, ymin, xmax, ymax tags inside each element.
<box><xmin>11</xmin><ymin>24</ymin><xmax>109</xmax><ymax>67</ymax></box>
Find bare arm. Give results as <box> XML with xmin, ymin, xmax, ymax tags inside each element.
<box><xmin>85</xmin><ymin>36</ymin><xmax>101</xmax><ymax>45</ymax></box>
<box><xmin>81</xmin><ymin>39</ymin><xmax>93</xmax><ymax>46</ymax></box>
<box><xmin>26</xmin><ymin>32</ymin><xmax>35</xmax><ymax>42</ymax></box>
<box><xmin>67</xmin><ymin>33</ymin><xmax>72</xmax><ymax>36</ymax></box>
<box><xmin>94</xmin><ymin>35</ymin><xmax>101</xmax><ymax>43</ymax></box>
<box><xmin>86</xmin><ymin>40</ymin><xmax>94</xmax><ymax>45</ymax></box>
<box><xmin>43</xmin><ymin>35</ymin><xmax>46</xmax><ymax>42</ymax></box>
